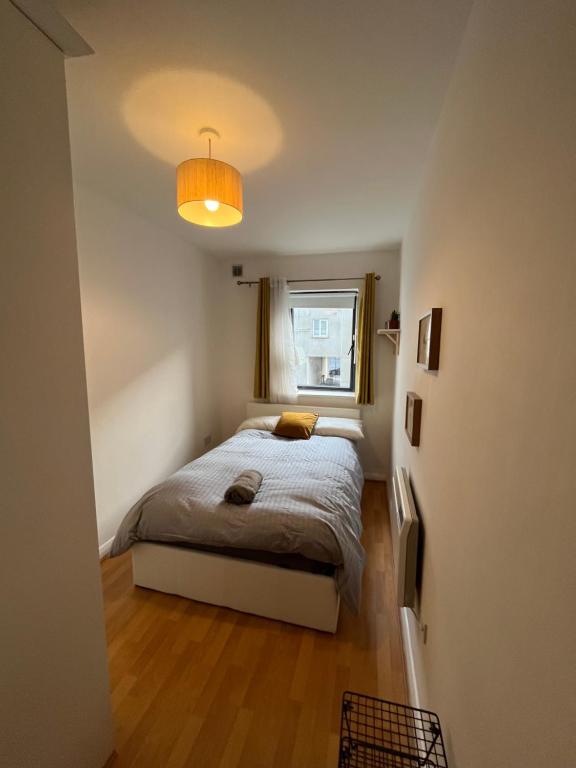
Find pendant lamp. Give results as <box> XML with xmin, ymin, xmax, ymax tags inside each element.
<box><xmin>176</xmin><ymin>128</ymin><xmax>243</xmax><ymax>227</ymax></box>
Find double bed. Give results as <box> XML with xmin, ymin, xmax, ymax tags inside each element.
<box><xmin>111</xmin><ymin>404</ymin><xmax>365</xmax><ymax>632</ymax></box>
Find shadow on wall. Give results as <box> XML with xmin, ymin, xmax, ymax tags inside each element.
<box><xmin>76</xmin><ymin>185</ymin><xmax>215</xmax><ymax>410</ymax></box>
<box><xmin>81</xmin><ymin>278</ymin><xmax>211</xmax><ymax>411</ymax></box>
<box><xmin>90</xmin><ymin>349</ymin><xmax>208</xmax><ymax>461</ymax></box>
<box><xmin>74</xmin><ymin>183</ymin><xmax>219</xmax><ymax>544</ymax></box>
<box><xmin>89</xmin><ymin>348</ymin><xmax>207</xmax><ymax>542</ymax></box>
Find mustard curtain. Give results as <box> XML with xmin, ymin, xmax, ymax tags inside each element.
<box><xmin>355</xmin><ymin>272</ymin><xmax>376</xmax><ymax>405</ymax></box>
<box><xmin>253</xmin><ymin>277</ymin><xmax>270</xmax><ymax>400</ymax></box>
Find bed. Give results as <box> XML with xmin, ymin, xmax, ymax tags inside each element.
<box><xmin>111</xmin><ymin>404</ymin><xmax>365</xmax><ymax>632</ymax></box>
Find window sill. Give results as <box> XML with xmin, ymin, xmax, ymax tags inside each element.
<box><xmin>297</xmin><ymin>389</ymin><xmax>356</xmax><ymax>401</ymax></box>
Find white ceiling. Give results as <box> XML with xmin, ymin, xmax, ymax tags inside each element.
<box><xmin>58</xmin><ymin>0</ymin><xmax>472</xmax><ymax>258</ymax></box>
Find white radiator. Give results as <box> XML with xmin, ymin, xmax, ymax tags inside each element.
<box><xmin>391</xmin><ymin>467</ymin><xmax>420</xmax><ymax>608</ymax></box>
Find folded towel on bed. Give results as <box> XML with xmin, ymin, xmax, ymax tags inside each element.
<box><xmin>224</xmin><ymin>470</ymin><xmax>263</xmax><ymax>505</ymax></box>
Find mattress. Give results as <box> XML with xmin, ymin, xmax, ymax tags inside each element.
<box><xmin>166</xmin><ymin>541</ymin><xmax>335</xmax><ymax>576</ymax></box>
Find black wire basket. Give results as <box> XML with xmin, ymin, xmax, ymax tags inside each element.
<box><xmin>338</xmin><ymin>692</ymin><xmax>448</xmax><ymax>768</ymax></box>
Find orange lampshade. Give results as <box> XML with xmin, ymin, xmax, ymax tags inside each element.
<box><xmin>176</xmin><ymin>157</ymin><xmax>243</xmax><ymax>227</ymax></box>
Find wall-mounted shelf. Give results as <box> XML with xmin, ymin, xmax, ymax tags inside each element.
<box><xmin>377</xmin><ymin>328</ymin><xmax>400</xmax><ymax>355</ymax></box>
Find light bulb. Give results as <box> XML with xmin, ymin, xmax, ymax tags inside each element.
<box><xmin>204</xmin><ymin>199</ymin><xmax>220</xmax><ymax>212</ymax></box>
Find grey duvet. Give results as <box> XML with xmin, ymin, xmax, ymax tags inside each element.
<box><xmin>111</xmin><ymin>428</ymin><xmax>365</xmax><ymax>611</ymax></box>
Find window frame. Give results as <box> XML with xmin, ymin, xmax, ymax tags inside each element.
<box><xmin>289</xmin><ymin>289</ymin><xmax>358</xmax><ymax>393</ymax></box>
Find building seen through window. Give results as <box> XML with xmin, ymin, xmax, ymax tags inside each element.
<box><xmin>289</xmin><ymin>290</ymin><xmax>357</xmax><ymax>391</ymax></box>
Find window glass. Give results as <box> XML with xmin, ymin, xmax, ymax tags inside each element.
<box><xmin>290</xmin><ymin>290</ymin><xmax>357</xmax><ymax>391</ymax></box>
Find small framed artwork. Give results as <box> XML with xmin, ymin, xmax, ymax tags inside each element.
<box><xmin>405</xmin><ymin>392</ymin><xmax>422</xmax><ymax>447</ymax></box>
<box><xmin>417</xmin><ymin>308</ymin><xmax>442</xmax><ymax>371</ymax></box>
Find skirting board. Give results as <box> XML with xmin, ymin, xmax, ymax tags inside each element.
<box><xmin>401</xmin><ymin>608</ymin><xmax>427</xmax><ymax>709</ymax></box>
<box><xmin>364</xmin><ymin>472</ymin><xmax>387</xmax><ymax>482</ymax></box>
<box><xmin>132</xmin><ymin>542</ymin><xmax>341</xmax><ymax>633</ymax></box>
<box><xmin>386</xmin><ymin>479</ymin><xmax>426</xmax><ymax>709</ymax></box>
<box><xmin>99</xmin><ymin>536</ymin><xmax>114</xmax><ymax>560</ymax></box>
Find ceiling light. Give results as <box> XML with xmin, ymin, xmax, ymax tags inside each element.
<box><xmin>177</xmin><ymin>128</ymin><xmax>243</xmax><ymax>227</ymax></box>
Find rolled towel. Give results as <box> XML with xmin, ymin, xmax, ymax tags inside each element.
<box><xmin>224</xmin><ymin>470</ymin><xmax>263</xmax><ymax>505</ymax></box>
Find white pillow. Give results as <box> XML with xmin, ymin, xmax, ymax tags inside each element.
<box><xmin>236</xmin><ymin>415</ymin><xmax>279</xmax><ymax>433</ymax></box>
<box><xmin>236</xmin><ymin>414</ymin><xmax>364</xmax><ymax>441</ymax></box>
<box><xmin>314</xmin><ymin>417</ymin><xmax>364</xmax><ymax>441</ymax></box>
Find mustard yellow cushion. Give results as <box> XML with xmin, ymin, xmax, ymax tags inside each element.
<box><xmin>273</xmin><ymin>411</ymin><xmax>319</xmax><ymax>440</ymax></box>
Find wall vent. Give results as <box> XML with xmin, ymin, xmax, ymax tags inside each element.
<box><xmin>232</xmin><ymin>264</ymin><xmax>243</xmax><ymax>277</ymax></box>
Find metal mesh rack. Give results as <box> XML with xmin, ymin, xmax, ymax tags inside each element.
<box><xmin>338</xmin><ymin>692</ymin><xmax>448</xmax><ymax>768</ymax></box>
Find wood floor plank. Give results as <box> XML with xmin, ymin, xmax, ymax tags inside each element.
<box><xmin>218</xmin><ymin>708</ymin><xmax>254</xmax><ymax>768</ymax></box>
<box><xmin>101</xmin><ymin>481</ymin><xmax>407</xmax><ymax>767</ymax></box>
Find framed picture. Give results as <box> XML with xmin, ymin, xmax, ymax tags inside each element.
<box><xmin>417</xmin><ymin>308</ymin><xmax>442</xmax><ymax>371</ymax></box>
<box><xmin>405</xmin><ymin>392</ymin><xmax>422</xmax><ymax>447</ymax></box>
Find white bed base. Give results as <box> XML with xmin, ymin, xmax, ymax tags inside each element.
<box><xmin>132</xmin><ymin>542</ymin><xmax>340</xmax><ymax>632</ymax></box>
<box><xmin>131</xmin><ymin>402</ymin><xmax>359</xmax><ymax>633</ymax></box>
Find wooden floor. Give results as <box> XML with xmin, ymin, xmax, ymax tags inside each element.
<box><xmin>101</xmin><ymin>481</ymin><xmax>407</xmax><ymax>768</ymax></box>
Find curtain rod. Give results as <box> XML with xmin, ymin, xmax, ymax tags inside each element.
<box><xmin>236</xmin><ymin>275</ymin><xmax>381</xmax><ymax>286</ymax></box>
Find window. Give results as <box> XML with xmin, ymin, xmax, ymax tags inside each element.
<box><xmin>290</xmin><ymin>290</ymin><xmax>357</xmax><ymax>391</ymax></box>
<box><xmin>312</xmin><ymin>318</ymin><xmax>329</xmax><ymax>338</ymax></box>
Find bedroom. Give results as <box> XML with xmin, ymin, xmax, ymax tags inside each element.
<box><xmin>2</xmin><ymin>1</ymin><xmax>575</xmax><ymax>768</ymax></box>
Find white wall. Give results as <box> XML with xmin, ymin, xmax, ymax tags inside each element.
<box><xmin>74</xmin><ymin>185</ymin><xmax>219</xmax><ymax>548</ymax></box>
<box><xmin>392</xmin><ymin>1</ymin><xmax>576</xmax><ymax>765</ymax></box>
<box><xmin>0</xmin><ymin>3</ymin><xmax>113</xmax><ymax>766</ymax></box>
<box><xmin>214</xmin><ymin>250</ymin><xmax>400</xmax><ymax>476</ymax></box>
